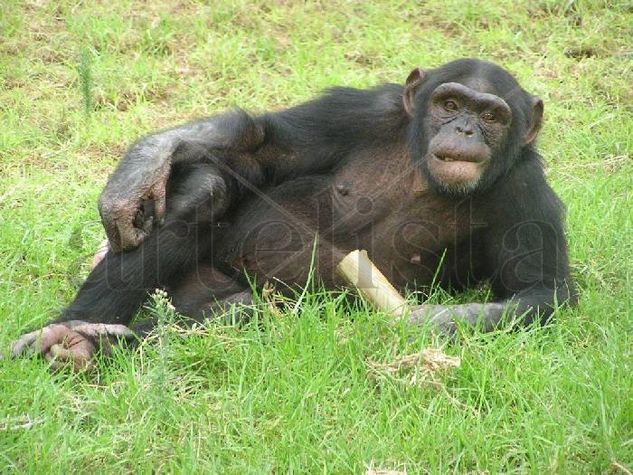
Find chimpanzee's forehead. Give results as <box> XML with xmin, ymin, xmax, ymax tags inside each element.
<box><xmin>455</xmin><ymin>73</ymin><xmax>524</xmax><ymax>104</ymax></box>
<box><xmin>460</xmin><ymin>76</ymin><xmax>497</xmax><ymax>94</ymax></box>
<box><xmin>435</xmin><ymin>59</ymin><xmax>519</xmax><ymax>95</ymax></box>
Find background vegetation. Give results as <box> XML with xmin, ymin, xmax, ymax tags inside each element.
<box><xmin>0</xmin><ymin>0</ymin><xmax>631</xmax><ymax>472</ymax></box>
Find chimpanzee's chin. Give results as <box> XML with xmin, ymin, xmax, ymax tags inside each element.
<box><xmin>418</xmin><ymin>155</ymin><xmax>481</xmax><ymax>197</ymax></box>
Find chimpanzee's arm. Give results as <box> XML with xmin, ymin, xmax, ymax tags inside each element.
<box><xmin>99</xmin><ymin>110</ymin><xmax>266</xmax><ymax>251</ymax></box>
<box><xmin>99</xmin><ymin>85</ymin><xmax>405</xmax><ymax>251</ymax></box>
<box><xmin>408</xmin><ymin>163</ymin><xmax>577</xmax><ymax>334</ymax></box>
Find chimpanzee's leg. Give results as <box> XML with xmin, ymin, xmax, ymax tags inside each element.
<box><xmin>130</xmin><ymin>265</ymin><xmax>254</xmax><ymax>338</ymax></box>
<box><xmin>11</xmin><ymin>265</ymin><xmax>253</xmax><ymax>370</ymax></box>
<box><xmin>10</xmin><ymin>162</ymin><xmax>233</xmax><ymax>367</ymax></box>
<box><xmin>168</xmin><ymin>265</ymin><xmax>253</xmax><ymax>320</ymax></box>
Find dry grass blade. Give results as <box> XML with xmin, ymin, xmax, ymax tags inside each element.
<box><xmin>366</xmin><ymin>348</ymin><xmax>460</xmax><ymax>387</ymax></box>
<box><xmin>366</xmin><ymin>468</ymin><xmax>406</xmax><ymax>475</ymax></box>
<box><xmin>366</xmin><ymin>461</ymin><xmax>407</xmax><ymax>475</ymax></box>
<box><xmin>611</xmin><ymin>461</ymin><xmax>633</xmax><ymax>475</ymax></box>
<box><xmin>0</xmin><ymin>415</ymin><xmax>45</xmax><ymax>431</ymax></box>
<box><xmin>262</xmin><ymin>281</ymin><xmax>284</xmax><ymax>318</ymax></box>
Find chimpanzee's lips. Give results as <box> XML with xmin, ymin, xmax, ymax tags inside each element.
<box><xmin>431</xmin><ymin>153</ymin><xmax>486</xmax><ymax>164</ymax></box>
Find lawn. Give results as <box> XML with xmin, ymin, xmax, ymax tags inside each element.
<box><xmin>0</xmin><ymin>0</ymin><xmax>631</xmax><ymax>472</ymax></box>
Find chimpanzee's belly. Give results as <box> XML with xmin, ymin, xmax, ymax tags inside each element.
<box><xmin>214</xmin><ymin>158</ymin><xmax>479</xmax><ymax>293</ymax></box>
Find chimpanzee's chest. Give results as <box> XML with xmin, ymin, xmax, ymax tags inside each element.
<box><xmin>327</xmin><ymin>150</ymin><xmax>484</xmax><ymax>288</ymax></box>
<box><xmin>215</xmin><ymin>149</ymin><xmax>486</xmax><ymax>291</ymax></box>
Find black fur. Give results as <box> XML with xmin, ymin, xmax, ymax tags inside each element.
<box><xmin>33</xmin><ymin>59</ymin><xmax>577</xmax><ymax>346</ymax></box>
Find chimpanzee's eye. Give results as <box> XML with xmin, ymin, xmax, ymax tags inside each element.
<box><xmin>443</xmin><ymin>100</ymin><xmax>459</xmax><ymax>112</ymax></box>
<box><xmin>481</xmin><ymin>112</ymin><xmax>496</xmax><ymax>122</ymax></box>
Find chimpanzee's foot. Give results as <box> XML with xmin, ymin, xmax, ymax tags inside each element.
<box><xmin>10</xmin><ymin>321</ymin><xmax>135</xmax><ymax>371</ymax></box>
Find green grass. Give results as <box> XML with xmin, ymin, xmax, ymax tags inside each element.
<box><xmin>1</xmin><ymin>0</ymin><xmax>632</xmax><ymax>472</ymax></box>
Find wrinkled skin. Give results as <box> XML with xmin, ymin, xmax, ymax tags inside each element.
<box><xmin>11</xmin><ymin>321</ymin><xmax>134</xmax><ymax>371</ymax></box>
<box><xmin>99</xmin><ymin>154</ymin><xmax>171</xmax><ymax>252</ymax></box>
<box><xmin>99</xmin><ymin>117</ymin><xmax>265</xmax><ymax>252</ymax></box>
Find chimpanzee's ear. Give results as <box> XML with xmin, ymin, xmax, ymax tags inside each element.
<box><xmin>524</xmin><ymin>97</ymin><xmax>544</xmax><ymax>145</ymax></box>
<box><xmin>403</xmin><ymin>68</ymin><xmax>426</xmax><ymax>117</ymax></box>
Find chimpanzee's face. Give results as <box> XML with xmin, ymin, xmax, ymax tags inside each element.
<box><xmin>422</xmin><ymin>82</ymin><xmax>513</xmax><ymax>195</ymax></box>
<box><xmin>403</xmin><ymin>60</ymin><xmax>543</xmax><ymax>197</ymax></box>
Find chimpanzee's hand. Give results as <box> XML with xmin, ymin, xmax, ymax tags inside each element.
<box><xmin>98</xmin><ymin>156</ymin><xmax>172</xmax><ymax>252</ymax></box>
<box><xmin>407</xmin><ymin>305</ymin><xmax>458</xmax><ymax>335</ymax></box>
<box><xmin>407</xmin><ymin>302</ymin><xmax>506</xmax><ymax>334</ymax></box>
<box><xmin>10</xmin><ymin>321</ymin><xmax>135</xmax><ymax>371</ymax></box>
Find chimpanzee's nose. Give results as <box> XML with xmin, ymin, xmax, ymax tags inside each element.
<box><xmin>456</xmin><ymin>124</ymin><xmax>474</xmax><ymax>136</ymax></box>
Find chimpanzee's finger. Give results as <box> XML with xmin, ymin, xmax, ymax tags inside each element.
<box><xmin>102</xmin><ymin>218</ymin><xmax>121</xmax><ymax>253</ymax></box>
<box><xmin>72</xmin><ymin>323</ymin><xmax>135</xmax><ymax>339</ymax></box>
<box><xmin>36</xmin><ymin>325</ymin><xmax>75</xmax><ymax>354</ymax></box>
<box><xmin>116</xmin><ymin>218</ymin><xmax>147</xmax><ymax>251</ymax></box>
<box><xmin>10</xmin><ymin>331</ymin><xmax>39</xmax><ymax>357</ymax></box>
<box><xmin>151</xmin><ymin>183</ymin><xmax>167</xmax><ymax>226</ymax></box>
<box><xmin>10</xmin><ymin>325</ymin><xmax>68</xmax><ymax>357</ymax></box>
<box><xmin>141</xmin><ymin>215</ymin><xmax>154</xmax><ymax>235</ymax></box>
<box><xmin>45</xmin><ymin>343</ymin><xmax>94</xmax><ymax>371</ymax></box>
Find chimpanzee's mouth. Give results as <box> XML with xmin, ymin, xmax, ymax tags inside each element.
<box><xmin>432</xmin><ymin>153</ymin><xmax>485</xmax><ymax>164</ymax></box>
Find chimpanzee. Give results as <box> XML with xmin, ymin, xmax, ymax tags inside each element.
<box><xmin>11</xmin><ymin>59</ymin><xmax>576</xmax><ymax>370</ymax></box>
